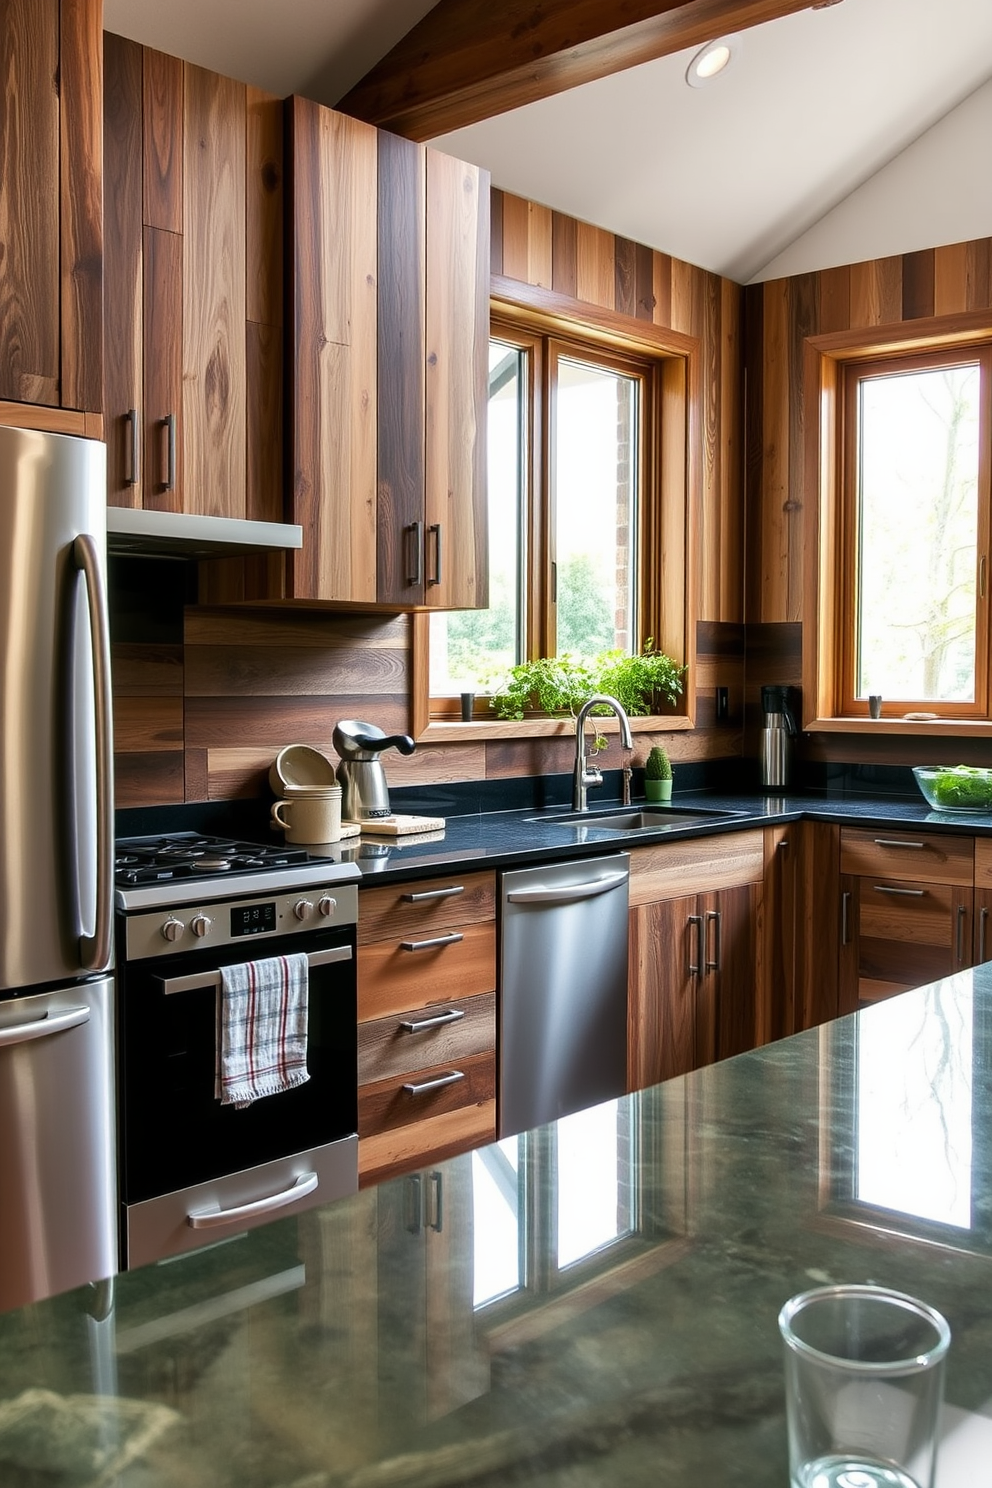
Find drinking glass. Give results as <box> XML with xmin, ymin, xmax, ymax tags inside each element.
<box><xmin>779</xmin><ymin>1284</ymin><xmax>950</xmax><ymax>1488</ymax></box>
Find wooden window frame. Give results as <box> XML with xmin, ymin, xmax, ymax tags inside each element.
<box><xmin>803</xmin><ymin>309</ymin><xmax>992</xmax><ymax>738</ymax></box>
<box><xmin>412</xmin><ymin>280</ymin><xmax>699</xmax><ymax>740</ymax></box>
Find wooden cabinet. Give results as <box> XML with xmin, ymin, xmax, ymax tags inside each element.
<box><xmin>287</xmin><ymin>96</ymin><xmax>489</xmax><ymax>608</ymax></box>
<box><xmin>103</xmin><ymin>34</ymin><xmax>283</xmax><ymax>518</ymax></box>
<box><xmin>627</xmin><ymin>831</ymin><xmax>763</xmax><ymax>1091</ymax></box>
<box><xmin>357</xmin><ymin>872</ymin><xmax>497</xmax><ymax>1183</ymax></box>
<box><xmin>838</xmin><ymin>827</ymin><xmax>974</xmax><ymax>1013</ymax></box>
<box><xmin>0</xmin><ymin>0</ymin><xmax>102</xmax><ymax>420</ymax></box>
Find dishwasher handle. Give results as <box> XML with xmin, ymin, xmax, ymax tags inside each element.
<box><xmin>505</xmin><ymin>870</ymin><xmax>628</xmax><ymax>906</ymax></box>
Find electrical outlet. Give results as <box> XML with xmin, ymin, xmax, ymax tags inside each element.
<box><xmin>716</xmin><ymin>686</ymin><xmax>729</xmax><ymax>722</ymax></box>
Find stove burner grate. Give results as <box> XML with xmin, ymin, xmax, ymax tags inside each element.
<box><xmin>114</xmin><ymin>834</ymin><xmax>315</xmax><ymax>887</ymax></box>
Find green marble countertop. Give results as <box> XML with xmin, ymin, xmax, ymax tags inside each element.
<box><xmin>3</xmin><ymin>969</ymin><xmax>992</xmax><ymax>1486</ymax></box>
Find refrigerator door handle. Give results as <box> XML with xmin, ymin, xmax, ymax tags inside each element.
<box><xmin>73</xmin><ymin>535</ymin><xmax>114</xmax><ymax>973</ymax></box>
<box><xmin>0</xmin><ymin>1004</ymin><xmax>90</xmax><ymax>1048</ymax></box>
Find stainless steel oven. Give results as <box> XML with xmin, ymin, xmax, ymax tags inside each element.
<box><xmin>115</xmin><ymin>835</ymin><xmax>362</xmax><ymax>1268</ymax></box>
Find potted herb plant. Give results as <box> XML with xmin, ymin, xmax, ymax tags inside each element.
<box><xmin>644</xmin><ymin>744</ymin><xmax>673</xmax><ymax>803</ymax></box>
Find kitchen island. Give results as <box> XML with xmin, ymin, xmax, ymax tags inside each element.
<box><xmin>2</xmin><ymin>966</ymin><xmax>992</xmax><ymax>1485</ymax></box>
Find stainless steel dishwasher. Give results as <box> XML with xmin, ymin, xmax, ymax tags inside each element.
<box><xmin>499</xmin><ymin>853</ymin><xmax>630</xmax><ymax>1138</ymax></box>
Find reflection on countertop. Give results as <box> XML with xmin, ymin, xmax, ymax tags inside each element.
<box><xmin>4</xmin><ymin>967</ymin><xmax>992</xmax><ymax>1484</ymax></box>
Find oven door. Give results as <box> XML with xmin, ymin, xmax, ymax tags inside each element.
<box><xmin>118</xmin><ymin>921</ymin><xmax>357</xmax><ymax>1264</ymax></box>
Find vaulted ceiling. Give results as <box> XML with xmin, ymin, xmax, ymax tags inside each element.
<box><xmin>104</xmin><ymin>0</ymin><xmax>992</xmax><ymax>283</ymax></box>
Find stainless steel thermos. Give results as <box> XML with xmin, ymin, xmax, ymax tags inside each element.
<box><xmin>759</xmin><ymin>685</ymin><xmax>798</xmax><ymax>789</ymax></box>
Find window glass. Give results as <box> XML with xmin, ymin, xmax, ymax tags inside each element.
<box><xmin>554</xmin><ymin>358</ymin><xmax>639</xmax><ymax>656</ymax></box>
<box><xmin>855</xmin><ymin>363</ymin><xmax>981</xmax><ymax>703</ymax></box>
<box><xmin>429</xmin><ymin>342</ymin><xmax>525</xmax><ymax>694</ymax></box>
<box><xmin>472</xmin><ymin>1138</ymin><xmax>521</xmax><ymax>1307</ymax></box>
<box><xmin>556</xmin><ymin>1100</ymin><xmax>632</xmax><ymax>1268</ymax></box>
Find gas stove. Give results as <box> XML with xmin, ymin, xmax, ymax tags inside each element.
<box><xmin>115</xmin><ymin>832</ymin><xmax>360</xmax><ymax>912</ymax></box>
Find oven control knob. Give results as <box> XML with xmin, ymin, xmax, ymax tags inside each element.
<box><xmin>318</xmin><ymin>896</ymin><xmax>337</xmax><ymax>918</ymax></box>
<box><xmin>190</xmin><ymin>914</ymin><xmax>212</xmax><ymax>939</ymax></box>
<box><xmin>161</xmin><ymin>917</ymin><xmax>185</xmax><ymax>943</ymax></box>
<box><xmin>294</xmin><ymin>899</ymin><xmax>314</xmax><ymax>921</ymax></box>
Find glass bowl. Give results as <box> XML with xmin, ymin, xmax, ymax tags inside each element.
<box><xmin>913</xmin><ymin>765</ymin><xmax>992</xmax><ymax>813</ymax></box>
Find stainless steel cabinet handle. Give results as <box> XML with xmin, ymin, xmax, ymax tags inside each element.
<box><xmin>980</xmin><ymin>906</ymin><xmax>989</xmax><ymax>962</ymax></box>
<box><xmin>705</xmin><ymin>910</ymin><xmax>721</xmax><ymax>972</ymax></box>
<box><xmin>428</xmin><ymin>1170</ymin><xmax>443</xmax><ymax>1232</ymax></box>
<box><xmin>399</xmin><ymin>932</ymin><xmax>464</xmax><ymax>952</ymax></box>
<box><xmin>688</xmin><ymin>913</ymin><xmax>703</xmax><ymax>975</ymax></box>
<box><xmin>400</xmin><ymin>1008</ymin><xmax>465</xmax><ymax>1033</ymax></box>
<box><xmin>402</xmin><ymin>1070</ymin><xmax>465</xmax><ymax>1097</ymax></box>
<box><xmin>505</xmin><ymin>871</ymin><xmax>628</xmax><ymax>906</ymax></box>
<box><xmin>164</xmin><ymin>412</ymin><xmax>176</xmax><ymax>491</ymax></box>
<box><xmin>872</xmin><ymin>885</ymin><xmax>926</xmax><ymax>897</ymax></box>
<box><xmin>981</xmin><ymin>554</ymin><xmax>987</xmax><ymax>600</ymax></box>
<box><xmin>401</xmin><ymin>885</ymin><xmax>465</xmax><ymax>903</ymax></box>
<box><xmin>872</xmin><ymin>838</ymin><xmax>927</xmax><ymax>850</ymax></box>
<box><xmin>407</xmin><ymin>520</ymin><xmax>424</xmax><ymax>587</ymax></box>
<box><xmin>428</xmin><ymin>523</ymin><xmax>443</xmax><ymax>587</ymax></box>
<box><xmin>957</xmin><ymin>904</ymin><xmax>966</xmax><ymax>964</ymax></box>
<box><xmin>125</xmin><ymin>407</ymin><xmax>139</xmax><ymax>485</ymax></box>
<box><xmin>73</xmin><ymin>535</ymin><xmax>114</xmax><ymax>974</ymax></box>
<box><xmin>157</xmin><ymin>944</ymin><xmax>353</xmax><ymax>996</ymax></box>
<box><xmin>0</xmin><ymin>1005</ymin><xmax>90</xmax><ymax>1048</ymax></box>
<box><xmin>841</xmin><ymin>891</ymin><xmax>851</xmax><ymax>946</ymax></box>
<box><xmin>187</xmin><ymin>1171</ymin><xmax>318</xmax><ymax>1230</ymax></box>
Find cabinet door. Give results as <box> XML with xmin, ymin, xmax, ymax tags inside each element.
<box><xmin>423</xmin><ymin>148</ymin><xmax>489</xmax><ymax>610</ymax></box>
<box><xmin>627</xmin><ymin>894</ymin><xmax>697</xmax><ymax>1090</ymax></box>
<box><xmin>104</xmin><ymin>31</ymin><xmax>144</xmax><ymax>505</ymax></box>
<box><xmin>707</xmin><ymin>882</ymin><xmax>758</xmax><ymax>1062</ymax></box>
<box><xmin>843</xmin><ymin>876</ymin><xmax>972</xmax><ymax>1011</ymax></box>
<box><xmin>757</xmin><ymin>824</ymin><xmax>796</xmax><ymax>1044</ymax></box>
<box><xmin>288</xmin><ymin>97</ymin><xmax>377</xmax><ymax>602</ymax></box>
<box><xmin>0</xmin><ymin>0</ymin><xmax>101</xmax><ymax>414</ymax></box>
<box><xmin>141</xmin><ymin>47</ymin><xmax>184</xmax><ymax>510</ymax></box>
<box><xmin>976</xmin><ymin>888</ymin><xmax>992</xmax><ymax>966</ymax></box>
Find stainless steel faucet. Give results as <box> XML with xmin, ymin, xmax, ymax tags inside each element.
<box><xmin>572</xmin><ymin>695</ymin><xmax>634</xmax><ymax>811</ymax></box>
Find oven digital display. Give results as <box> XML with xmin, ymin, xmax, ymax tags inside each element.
<box><xmin>231</xmin><ymin>902</ymin><xmax>277</xmax><ymax>937</ymax></box>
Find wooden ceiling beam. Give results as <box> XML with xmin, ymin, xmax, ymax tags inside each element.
<box><xmin>338</xmin><ymin>0</ymin><xmax>828</xmax><ymax>141</ymax></box>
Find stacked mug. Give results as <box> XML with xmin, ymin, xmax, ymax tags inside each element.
<box><xmin>269</xmin><ymin>745</ymin><xmax>342</xmax><ymax>844</ymax></box>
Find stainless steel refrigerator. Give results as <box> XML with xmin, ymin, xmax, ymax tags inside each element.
<box><xmin>0</xmin><ymin>425</ymin><xmax>116</xmax><ymax>1311</ymax></box>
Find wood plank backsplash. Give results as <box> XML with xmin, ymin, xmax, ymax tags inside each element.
<box><xmin>744</xmin><ymin>234</ymin><xmax>992</xmax><ymax>768</ymax></box>
<box><xmin>111</xmin><ymin>190</ymin><xmax>750</xmax><ymax>809</ymax></box>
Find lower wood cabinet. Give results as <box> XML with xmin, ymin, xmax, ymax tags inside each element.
<box><xmin>626</xmin><ymin>831</ymin><xmax>763</xmax><ymax>1092</ymax></box>
<box><xmin>357</xmin><ymin>871</ymin><xmax>497</xmax><ymax>1184</ymax></box>
<box><xmin>838</xmin><ymin>827</ymin><xmax>974</xmax><ymax>1013</ymax></box>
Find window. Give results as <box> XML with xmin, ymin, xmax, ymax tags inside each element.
<box><xmin>806</xmin><ymin>319</ymin><xmax>992</xmax><ymax>730</ymax></box>
<box><xmin>428</xmin><ymin>313</ymin><xmax>670</xmax><ymax>715</ymax></box>
<box><xmin>840</xmin><ymin>347</ymin><xmax>991</xmax><ymax>717</ymax></box>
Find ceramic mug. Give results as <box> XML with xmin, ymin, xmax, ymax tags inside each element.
<box><xmin>270</xmin><ymin>785</ymin><xmax>342</xmax><ymax>844</ymax></box>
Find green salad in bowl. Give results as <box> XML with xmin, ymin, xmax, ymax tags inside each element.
<box><xmin>913</xmin><ymin>765</ymin><xmax>992</xmax><ymax>811</ymax></box>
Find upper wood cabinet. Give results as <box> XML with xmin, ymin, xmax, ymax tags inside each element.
<box><xmin>103</xmin><ymin>34</ymin><xmax>283</xmax><ymax>518</ymax></box>
<box><xmin>0</xmin><ymin>0</ymin><xmax>102</xmax><ymax>416</ymax></box>
<box><xmin>287</xmin><ymin>96</ymin><xmax>489</xmax><ymax>608</ymax></box>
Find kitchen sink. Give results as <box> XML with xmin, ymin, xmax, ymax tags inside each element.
<box><xmin>525</xmin><ymin>805</ymin><xmax>747</xmax><ymax>832</ymax></box>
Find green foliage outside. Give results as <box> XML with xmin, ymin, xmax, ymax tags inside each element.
<box><xmin>489</xmin><ymin>641</ymin><xmax>685</xmax><ymax>722</ymax></box>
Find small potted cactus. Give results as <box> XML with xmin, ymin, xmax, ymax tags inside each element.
<box><xmin>644</xmin><ymin>744</ymin><xmax>673</xmax><ymax>803</ymax></box>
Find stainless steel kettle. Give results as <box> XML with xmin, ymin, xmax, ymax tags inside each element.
<box><xmin>332</xmin><ymin>719</ymin><xmax>416</xmax><ymax>821</ymax></box>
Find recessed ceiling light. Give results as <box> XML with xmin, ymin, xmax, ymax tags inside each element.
<box><xmin>685</xmin><ymin>35</ymin><xmax>741</xmax><ymax>88</ymax></box>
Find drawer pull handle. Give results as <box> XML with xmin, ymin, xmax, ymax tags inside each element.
<box><xmin>187</xmin><ymin>1171</ymin><xmax>318</xmax><ymax>1230</ymax></box>
<box><xmin>400</xmin><ymin>885</ymin><xmax>465</xmax><ymax>902</ymax></box>
<box><xmin>872</xmin><ymin>838</ymin><xmax>927</xmax><ymax>850</ymax></box>
<box><xmin>399</xmin><ymin>1009</ymin><xmax>465</xmax><ymax>1033</ymax></box>
<box><xmin>957</xmin><ymin>903</ymin><xmax>966</xmax><ymax>964</ymax></box>
<box><xmin>403</xmin><ymin>1070</ymin><xmax>465</xmax><ymax>1097</ymax></box>
<box><xmin>400</xmin><ymin>932</ymin><xmax>464</xmax><ymax>952</ymax></box>
<box><xmin>980</xmin><ymin>906</ymin><xmax>989</xmax><ymax>963</ymax></box>
<box><xmin>872</xmin><ymin>885</ymin><xmax>926</xmax><ymax>897</ymax></box>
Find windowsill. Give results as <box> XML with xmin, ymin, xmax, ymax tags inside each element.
<box><xmin>808</xmin><ymin>717</ymin><xmax>992</xmax><ymax>736</ymax></box>
<box><xmin>421</xmin><ymin>713</ymin><xmax>693</xmax><ymax>742</ymax></box>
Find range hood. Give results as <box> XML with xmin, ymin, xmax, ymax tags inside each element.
<box><xmin>106</xmin><ymin>507</ymin><xmax>303</xmax><ymax>559</ymax></box>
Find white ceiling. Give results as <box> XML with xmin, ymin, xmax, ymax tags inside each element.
<box><xmin>104</xmin><ymin>0</ymin><xmax>992</xmax><ymax>286</ymax></box>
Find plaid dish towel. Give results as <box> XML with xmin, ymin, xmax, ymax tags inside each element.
<box><xmin>215</xmin><ymin>953</ymin><xmax>310</xmax><ymax>1108</ymax></box>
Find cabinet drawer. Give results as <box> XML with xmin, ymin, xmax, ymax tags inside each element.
<box><xmin>840</xmin><ymin>828</ymin><xmax>972</xmax><ymax>885</ymax></box>
<box><xmin>359</xmin><ymin>991</ymin><xmax>495</xmax><ymax>1085</ymax></box>
<box><xmin>358</xmin><ymin>872</ymin><xmax>495</xmax><ymax>945</ymax></box>
<box><xmin>358</xmin><ymin>1049</ymin><xmax>495</xmax><ymax>1139</ymax></box>
<box><xmin>628</xmin><ymin>830</ymin><xmax>763</xmax><ymax>906</ymax></box>
<box><xmin>856</xmin><ymin>881</ymin><xmax>971</xmax><ymax>989</ymax></box>
<box><xmin>358</xmin><ymin>920</ymin><xmax>496</xmax><ymax>1021</ymax></box>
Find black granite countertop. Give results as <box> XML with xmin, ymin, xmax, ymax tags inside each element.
<box><xmin>3</xmin><ymin>967</ymin><xmax>992</xmax><ymax>1484</ymax></box>
<box><xmin>329</xmin><ymin>787</ymin><xmax>992</xmax><ymax>884</ymax></box>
